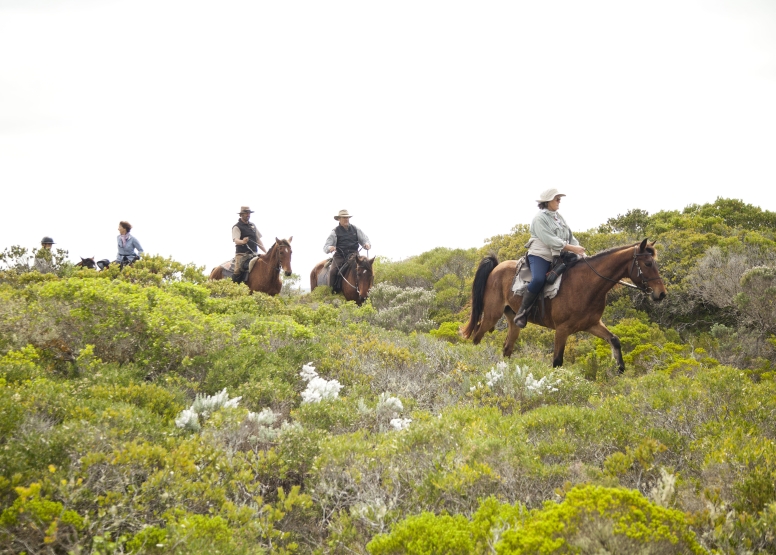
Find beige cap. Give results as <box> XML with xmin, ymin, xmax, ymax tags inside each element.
<box><xmin>334</xmin><ymin>209</ymin><xmax>352</xmax><ymax>220</ymax></box>
<box><xmin>536</xmin><ymin>189</ymin><xmax>566</xmax><ymax>203</ymax></box>
<box><xmin>238</xmin><ymin>206</ymin><xmax>255</xmax><ymax>214</ymax></box>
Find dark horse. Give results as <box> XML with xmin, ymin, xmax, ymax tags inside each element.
<box><xmin>310</xmin><ymin>254</ymin><xmax>375</xmax><ymax>306</ymax></box>
<box><xmin>209</xmin><ymin>237</ymin><xmax>293</xmax><ymax>296</ymax></box>
<box><xmin>75</xmin><ymin>257</ymin><xmax>112</xmax><ymax>270</ymax></box>
<box><xmin>461</xmin><ymin>239</ymin><xmax>667</xmax><ymax>373</ymax></box>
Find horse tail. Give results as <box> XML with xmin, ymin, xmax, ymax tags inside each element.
<box><xmin>461</xmin><ymin>255</ymin><xmax>499</xmax><ymax>339</ymax></box>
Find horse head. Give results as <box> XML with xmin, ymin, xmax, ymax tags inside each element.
<box><xmin>354</xmin><ymin>255</ymin><xmax>375</xmax><ymax>305</ymax></box>
<box><xmin>76</xmin><ymin>257</ymin><xmax>97</xmax><ymax>269</ymax></box>
<box><xmin>275</xmin><ymin>237</ymin><xmax>293</xmax><ymax>276</ymax></box>
<box><xmin>630</xmin><ymin>239</ymin><xmax>667</xmax><ymax>302</ymax></box>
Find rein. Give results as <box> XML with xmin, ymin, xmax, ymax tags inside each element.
<box><xmin>581</xmin><ymin>246</ymin><xmax>662</xmax><ymax>293</ymax></box>
<box><xmin>336</xmin><ymin>247</ymin><xmax>369</xmax><ymax>293</ymax></box>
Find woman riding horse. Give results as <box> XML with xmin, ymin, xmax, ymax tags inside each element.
<box><xmin>515</xmin><ymin>188</ymin><xmax>587</xmax><ymax>328</ymax></box>
<box><xmin>462</xmin><ymin>237</ymin><xmax>667</xmax><ymax>374</ymax></box>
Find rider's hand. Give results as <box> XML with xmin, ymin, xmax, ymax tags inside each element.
<box><xmin>364</xmin><ymin>243</ymin><xmax>371</xmax><ymax>250</ymax></box>
<box><xmin>329</xmin><ymin>246</ymin><xmax>336</xmax><ymax>253</ymax></box>
<box><xmin>564</xmin><ymin>244</ymin><xmax>585</xmax><ymax>256</ymax></box>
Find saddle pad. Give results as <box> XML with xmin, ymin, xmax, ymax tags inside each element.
<box><xmin>220</xmin><ymin>259</ymin><xmax>234</xmax><ymax>272</ymax></box>
<box><xmin>316</xmin><ymin>265</ymin><xmax>331</xmax><ymax>288</ymax></box>
<box><xmin>248</xmin><ymin>256</ymin><xmax>260</xmax><ymax>273</ymax></box>
<box><xmin>511</xmin><ymin>256</ymin><xmax>562</xmax><ymax>299</ymax></box>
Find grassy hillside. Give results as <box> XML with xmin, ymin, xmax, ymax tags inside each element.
<box><xmin>2</xmin><ymin>198</ymin><xmax>776</xmax><ymax>554</ymax></box>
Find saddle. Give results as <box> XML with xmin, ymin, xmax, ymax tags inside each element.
<box><xmin>219</xmin><ymin>254</ymin><xmax>260</xmax><ymax>283</ymax></box>
<box><xmin>511</xmin><ymin>252</ymin><xmax>576</xmax><ymax>298</ymax></box>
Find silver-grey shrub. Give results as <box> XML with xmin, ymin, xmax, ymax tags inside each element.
<box><xmin>368</xmin><ymin>283</ymin><xmax>435</xmax><ymax>333</ymax></box>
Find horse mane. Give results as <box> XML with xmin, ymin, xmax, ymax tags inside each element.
<box><xmin>579</xmin><ymin>241</ymin><xmax>657</xmax><ymax>264</ymax></box>
<box><xmin>356</xmin><ymin>255</ymin><xmax>373</xmax><ymax>270</ymax></box>
<box><xmin>260</xmin><ymin>238</ymin><xmax>290</xmax><ymax>262</ymax></box>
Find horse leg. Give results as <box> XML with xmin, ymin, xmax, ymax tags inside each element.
<box><xmin>471</xmin><ymin>295</ymin><xmax>505</xmax><ymax>346</ymax></box>
<box><xmin>502</xmin><ymin>306</ymin><xmax>522</xmax><ymax>357</ymax></box>
<box><xmin>552</xmin><ymin>328</ymin><xmax>570</xmax><ymax>368</ymax></box>
<box><xmin>586</xmin><ymin>321</ymin><xmax>625</xmax><ymax>374</ymax></box>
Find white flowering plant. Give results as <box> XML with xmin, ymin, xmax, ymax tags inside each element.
<box><xmin>469</xmin><ymin>361</ymin><xmax>561</xmax><ymax>413</ymax></box>
<box><xmin>376</xmin><ymin>392</ymin><xmax>410</xmax><ymax>432</ymax></box>
<box><xmin>299</xmin><ymin>362</ymin><xmax>343</xmax><ymax>403</ymax></box>
<box><xmin>175</xmin><ymin>388</ymin><xmax>242</xmax><ymax>432</ymax></box>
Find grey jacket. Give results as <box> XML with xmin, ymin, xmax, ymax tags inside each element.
<box><xmin>525</xmin><ymin>209</ymin><xmax>579</xmax><ymax>261</ymax></box>
<box><xmin>116</xmin><ymin>234</ymin><xmax>144</xmax><ymax>262</ymax></box>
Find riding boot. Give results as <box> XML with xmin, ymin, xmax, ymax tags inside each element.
<box><xmin>231</xmin><ymin>271</ymin><xmax>242</xmax><ymax>283</ymax></box>
<box><xmin>513</xmin><ymin>290</ymin><xmax>540</xmax><ymax>328</ymax></box>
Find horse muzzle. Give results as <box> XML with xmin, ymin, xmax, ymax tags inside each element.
<box><xmin>284</xmin><ymin>270</ymin><xmax>292</xmax><ymax>277</ymax></box>
<box><xmin>652</xmin><ymin>290</ymin><xmax>666</xmax><ymax>302</ymax></box>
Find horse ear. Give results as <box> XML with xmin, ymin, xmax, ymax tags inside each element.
<box><xmin>288</xmin><ymin>236</ymin><xmax>293</xmax><ymax>243</ymax></box>
<box><xmin>80</xmin><ymin>257</ymin><xmax>85</xmax><ymax>261</ymax></box>
<box><xmin>368</xmin><ymin>256</ymin><xmax>375</xmax><ymax>264</ymax></box>
<box><xmin>639</xmin><ymin>238</ymin><xmax>648</xmax><ymax>252</ymax></box>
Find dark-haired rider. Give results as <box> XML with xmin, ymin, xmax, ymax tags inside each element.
<box><xmin>232</xmin><ymin>206</ymin><xmax>266</xmax><ymax>283</ymax></box>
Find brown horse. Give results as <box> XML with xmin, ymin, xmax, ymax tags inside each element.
<box><xmin>310</xmin><ymin>254</ymin><xmax>375</xmax><ymax>306</ymax></box>
<box><xmin>461</xmin><ymin>239</ymin><xmax>667</xmax><ymax>373</ymax></box>
<box><xmin>209</xmin><ymin>237</ymin><xmax>293</xmax><ymax>296</ymax></box>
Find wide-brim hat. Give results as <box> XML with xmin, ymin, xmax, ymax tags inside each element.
<box><xmin>536</xmin><ymin>188</ymin><xmax>566</xmax><ymax>203</ymax></box>
<box><xmin>238</xmin><ymin>206</ymin><xmax>255</xmax><ymax>214</ymax></box>
<box><xmin>41</xmin><ymin>236</ymin><xmax>55</xmax><ymax>244</ymax></box>
<box><xmin>334</xmin><ymin>209</ymin><xmax>352</xmax><ymax>220</ymax></box>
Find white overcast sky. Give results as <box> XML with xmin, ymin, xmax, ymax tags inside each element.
<box><xmin>2</xmin><ymin>0</ymin><xmax>775</xmax><ymax>279</ymax></box>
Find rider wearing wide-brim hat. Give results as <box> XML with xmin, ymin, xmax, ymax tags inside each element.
<box><xmin>513</xmin><ymin>188</ymin><xmax>586</xmax><ymax>328</ymax></box>
<box><xmin>323</xmin><ymin>209</ymin><xmax>371</xmax><ymax>293</ymax></box>
<box><xmin>232</xmin><ymin>206</ymin><xmax>266</xmax><ymax>283</ymax></box>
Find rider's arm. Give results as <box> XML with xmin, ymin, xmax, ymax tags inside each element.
<box><xmin>356</xmin><ymin>228</ymin><xmax>371</xmax><ymax>250</ymax></box>
<box><xmin>323</xmin><ymin>230</ymin><xmax>337</xmax><ymax>254</ymax></box>
<box><xmin>131</xmin><ymin>237</ymin><xmax>144</xmax><ymax>254</ymax></box>
<box><xmin>232</xmin><ymin>226</ymin><xmax>248</xmax><ymax>246</ymax></box>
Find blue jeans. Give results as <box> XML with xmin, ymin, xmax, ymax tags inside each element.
<box><xmin>527</xmin><ymin>255</ymin><xmax>552</xmax><ymax>294</ymax></box>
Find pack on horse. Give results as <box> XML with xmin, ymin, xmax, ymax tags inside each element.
<box><xmin>461</xmin><ymin>239</ymin><xmax>667</xmax><ymax>373</ymax></box>
<box><xmin>209</xmin><ymin>237</ymin><xmax>293</xmax><ymax>296</ymax></box>
<box><xmin>310</xmin><ymin>253</ymin><xmax>375</xmax><ymax>306</ymax></box>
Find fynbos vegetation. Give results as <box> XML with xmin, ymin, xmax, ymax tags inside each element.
<box><xmin>2</xmin><ymin>198</ymin><xmax>776</xmax><ymax>554</ymax></box>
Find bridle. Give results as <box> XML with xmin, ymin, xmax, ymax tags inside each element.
<box><xmin>260</xmin><ymin>241</ymin><xmax>292</xmax><ymax>273</ymax></box>
<box><xmin>338</xmin><ymin>253</ymin><xmax>371</xmax><ymax>297</ymax></box>
<box><xmin>582</xmin><ymin>246</ymin><xmax>664</xmax><ymax>294</ymax></box>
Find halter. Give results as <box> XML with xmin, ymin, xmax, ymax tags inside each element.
<box><xmin>582</xmin><ymin>246</ymin><xmax>663</xmax><ymax>294</ymax></box>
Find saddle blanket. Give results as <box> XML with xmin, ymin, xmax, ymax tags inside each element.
<box><xmin>218</xmin><ymin>256</ymin><xmax>260</xmax><ymax>277</ymax></box>
<box><xmin>314</xmin><ymin>260</ymin><xmax>333</xmax><ymax>288</ymax></box>
<box><xmin>511</xmin><ymin>256</ymin><xmax>563</xmax><ymax>299</ymax></box>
